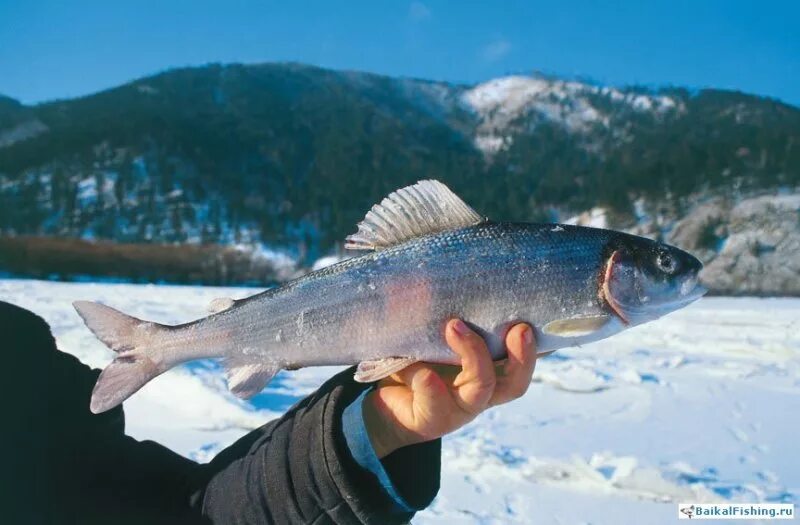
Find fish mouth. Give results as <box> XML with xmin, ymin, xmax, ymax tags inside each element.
<box><xmin>610</xmin><ymin>277</ymin><xmax>707</xmax><ymax>322</ymax></box>
<box><xmin>672</xmin><ymin>281</ymin><xmax>708</xmax><ymax>306</ymax></box>
<box><xmin>666</xmin><ymin>270</ymin><xmax>708</xmax><ymax>307</ymax></box>
<box><xmin>626</xmin><ymin>283</ymin><xmax>707</xmax><ymax>320</ymax></box>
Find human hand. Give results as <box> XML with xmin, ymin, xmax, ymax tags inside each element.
<box><xmin>362</xmin><ymin>320</ymin><xmax>537</xmax><ymax>458</ymax></box>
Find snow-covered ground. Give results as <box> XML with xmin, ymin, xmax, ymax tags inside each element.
<box><xmin>2</xmin><ymin>278</ymin><xmax>798</xmax><ymax>523</ymax></box>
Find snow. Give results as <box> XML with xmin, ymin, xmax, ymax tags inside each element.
<box><xmin>0</xmin><ymin>119</ymin><xmax>48</xmax><ymax>148</ymax></box>
<box><xmin>76</xmin><ymin>176</ymin><xmax>99</xmax><ymax>204</ymax></box>
<box><xmin>732</xmin><ymin>193</ymin><xmax>800</xmax><ymax>217</ymax></box>
<box><xmin>136</xmin><ymin>84</ymin><xmax>159</xmax><ymax>95</ymax></box>
<box><xmin>474</xmin><ymin>135</ymin><xmax>508</xmax><ymax>155</ymax></box>
<box><xmin>311</xmin><ymin>254</ymin><xmax>344</xmax><ymax>271</ymax></box>
<box><xmin>565</xmin><ymin>207</ymin><xmax>609</xmax><ymax>229</ymax></box>
<box><xmin>233</xmin><ymin>243</ymin><xmax>299</xmax><ymax>281</ymax></box>
<box><xmin>2</xmin><ymin>278</ymin><xmax>798</xmax><ymax>523</ymax></box>
<box><xmin>462</xmin><ymin>76</ymin><xmax>682</xmax><ymax>156</ymax></box>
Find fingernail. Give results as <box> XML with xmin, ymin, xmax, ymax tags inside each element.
<box><xmin>452</xmin><ymin>319</ymin><xmax>471</xmax><ymax>336</ymax></box>
<box><xmin>522</xmin><ymin>326</ymin><xmax>533</xmax><ymax>346</ymax></box>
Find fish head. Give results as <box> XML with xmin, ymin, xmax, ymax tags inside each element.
<box><xmin>602</xmin><ymin>236</ymin><xmax>706</xmax><ymax>326</ymax></box>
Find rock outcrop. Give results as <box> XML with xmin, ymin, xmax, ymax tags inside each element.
<box><xmin>667</xmin><ymin>193</ymin><xmax>800</xmax><ymax>295</ymax></box>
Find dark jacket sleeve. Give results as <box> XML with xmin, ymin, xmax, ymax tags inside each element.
<box><xmin>199</xmin><ymin>368</ymin><xmax>441</xmax><ymax>525</ymax></box>
<box><xmin>2</xmin><ymin>301</ymin><xmax>440</xmax><ymax>525</ymax></box>
<box><xmin>4</xmin><ymin>300</ymin><xmax>208</xmax><ymax>525</ymax></box>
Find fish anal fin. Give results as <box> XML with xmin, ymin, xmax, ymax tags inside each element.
<box><xmin>345</xmin><ymin>180</ymin><xmax>483</xmax><ymax>251</ymax></box>
<box><xmin>223</xmin><ymin>357</ymin><xmax>279</xmax><ymax>399</ymax></box>
<box><xmin>542</xmin><ymin>315</ymin><xmax>611</xmax><ymax>337</ymax></box>
<box><xmin>354</xmin><ymin>357</ymin><xmax>418</xmax><ymax>382</ymax></box>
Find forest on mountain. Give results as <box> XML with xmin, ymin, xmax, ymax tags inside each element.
<box><xmin>0</xmin><ymin>63</ymin><xmax>797</xmax><ymax>280</ymax></box>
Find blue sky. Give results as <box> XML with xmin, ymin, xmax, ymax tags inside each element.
<box><xmin>0</xmin><ymin>0</ymin><xmax>797</xmax><ymax>106</ymax></box>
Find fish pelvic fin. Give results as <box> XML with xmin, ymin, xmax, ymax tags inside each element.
<box><xmin>222</xmin><ymin>356</ymin><xmax>279</xmax><ymax>399</ymax></box>
<box><xmin>542</xmin><ymin>314</ymin><xmax>612</xmax><ymax>337</ymax></box>
<box><xmin>354</xmin><ymin>357</ymin><xmax>418</xmax><ymax>382</ymax></box>
<box><xmin>73</xmin><ymin>301</ymin><xmax>168</xmax><ymax>414</ymax></box>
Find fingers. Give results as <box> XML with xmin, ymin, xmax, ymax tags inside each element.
<box><xmin>393</xmin><ymin>362</ymin><xmax>448</xmax><ymax>399</ymax></box>
<box><xmin>390</xmin><ymin>363</ymin><xmax>459</xmax><ymax>384</ymax></box>
<box><xmin>490</xmin><ymin>323</ymin><xmax>537</xmax><ymax>406</ymax></box>
<box><xmin>390</xmin><ymin>363</ymin><xmax>452</xmax><ymax>439</ymax></box>
<box><xmin>445</xmin><ymin>319</ymin><xmax>496</xmax><ymax>414</ymax></box>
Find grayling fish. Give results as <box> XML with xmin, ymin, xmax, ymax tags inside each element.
<box><xmin>75</xmin><ymin>180</ymin><xmax>706</xmax><ymax>413</ymax></box>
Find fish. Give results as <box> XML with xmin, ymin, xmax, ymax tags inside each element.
<box><xmin>74</xmin><ymin>180</ymin><xmax>707</xmax><ymax>413</ymax></box>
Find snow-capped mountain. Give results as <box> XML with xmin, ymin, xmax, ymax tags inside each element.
<box><xmin>0</xmin><ymin>63</ymin><xmax>798</xmax><ymax>292</ymax></box>
<box><xmin>462</xmin><ymin>75</ymin><xmax>681</xmax><ymax>154</ymax></box>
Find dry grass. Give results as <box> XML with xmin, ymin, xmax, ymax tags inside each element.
<box><xmin>0</xmin><ymin>236</ymin><xmax>289</xmax><ymax>285</ymax></box>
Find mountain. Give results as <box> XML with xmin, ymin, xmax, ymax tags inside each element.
<box><xmin>0</xmin><ymin>63</ymin><xmax>798</xmax><ymax>290</ymax></box>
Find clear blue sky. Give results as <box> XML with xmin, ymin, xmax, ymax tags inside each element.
<box><xmin>0</xmin><ymin>0</ymin><xmax>797</xmax><ymax>106</ymax></box>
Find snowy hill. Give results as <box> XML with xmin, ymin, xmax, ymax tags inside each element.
<box><xmin>3</xmin><ymin>278</ymin><xmax>797</xmax><ymax>523</ymax></box>
<box><xmin>462</xmin><ymin>75</ymin><xmax>680</xmax><ymax>154</ymax></box>
<box><xmin>0</xmin><ymin>63</ymin><xmax>798</xmax><ymax>291</ymax></box>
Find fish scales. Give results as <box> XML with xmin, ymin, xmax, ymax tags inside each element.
<box><xmin>172</xmin><ymin>223</ymin><xmax>611</xmax><ymax>367</ymax></box>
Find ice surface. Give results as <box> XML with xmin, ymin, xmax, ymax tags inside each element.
<box><xmin>2</xmin><ymin>278</ymin><xmax>797</xmax><ymax>523</ymax></box>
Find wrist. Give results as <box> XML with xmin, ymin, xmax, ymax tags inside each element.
<box><xmin>362</xmin><ymin>390</ymin><xmax>411</xmax><ymax>458</ymax></box>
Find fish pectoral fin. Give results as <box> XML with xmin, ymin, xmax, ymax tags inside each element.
<box><xmin>542</xmin><ymin>314</ymin><xmax>611</xmax><ymax>337</ymax></box>
<box><xmin>354</xmin><ymin>357</ymin><xmax>418</xmax><ymax>383</ymax></box>
<box><xmin>208</xmin><ymin>297</ymin><xmax>236</xmax><ymax>313</ymax></box>
<box><xmin>344</xmin><ymin>180</ymin><xmax>484</xmax><ymax>251</ymax></box>
<box><xmin>223</xmin><ymin>357</ymin><xmax>280</xmax><ymax>399</ymax></box>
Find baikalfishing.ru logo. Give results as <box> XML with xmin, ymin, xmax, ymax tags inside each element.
<box><xmin>678</xmin><ymin>503</ymin><xmax>794</xmax><ymax>520</ymax></box>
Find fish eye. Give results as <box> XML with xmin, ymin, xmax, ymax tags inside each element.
<box><xmin>656</xmin><ymin>252</ymin><xmax>677</xmax><ymax>274</ymax></box>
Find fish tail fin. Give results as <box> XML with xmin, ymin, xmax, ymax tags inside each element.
<box><xmin>73</xmin><ymin>301</ymin><xmax>169</xmax><ymax>414</ymax></box>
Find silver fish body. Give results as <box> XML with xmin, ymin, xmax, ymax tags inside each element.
<box><xmin>75</xmin><ymin>181</ymin><xmax>705</xmax><ymax>413</ymax></box>
<box><xmin>192</xmin><ymin>223</ymin><xmax>623</xmax><ymax>367</ymax></box>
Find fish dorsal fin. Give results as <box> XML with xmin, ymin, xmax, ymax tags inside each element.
<box><xmin>345</xmin><ymin>180</ymin><xmax>483</xmax><ymax>251</ymax></box>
